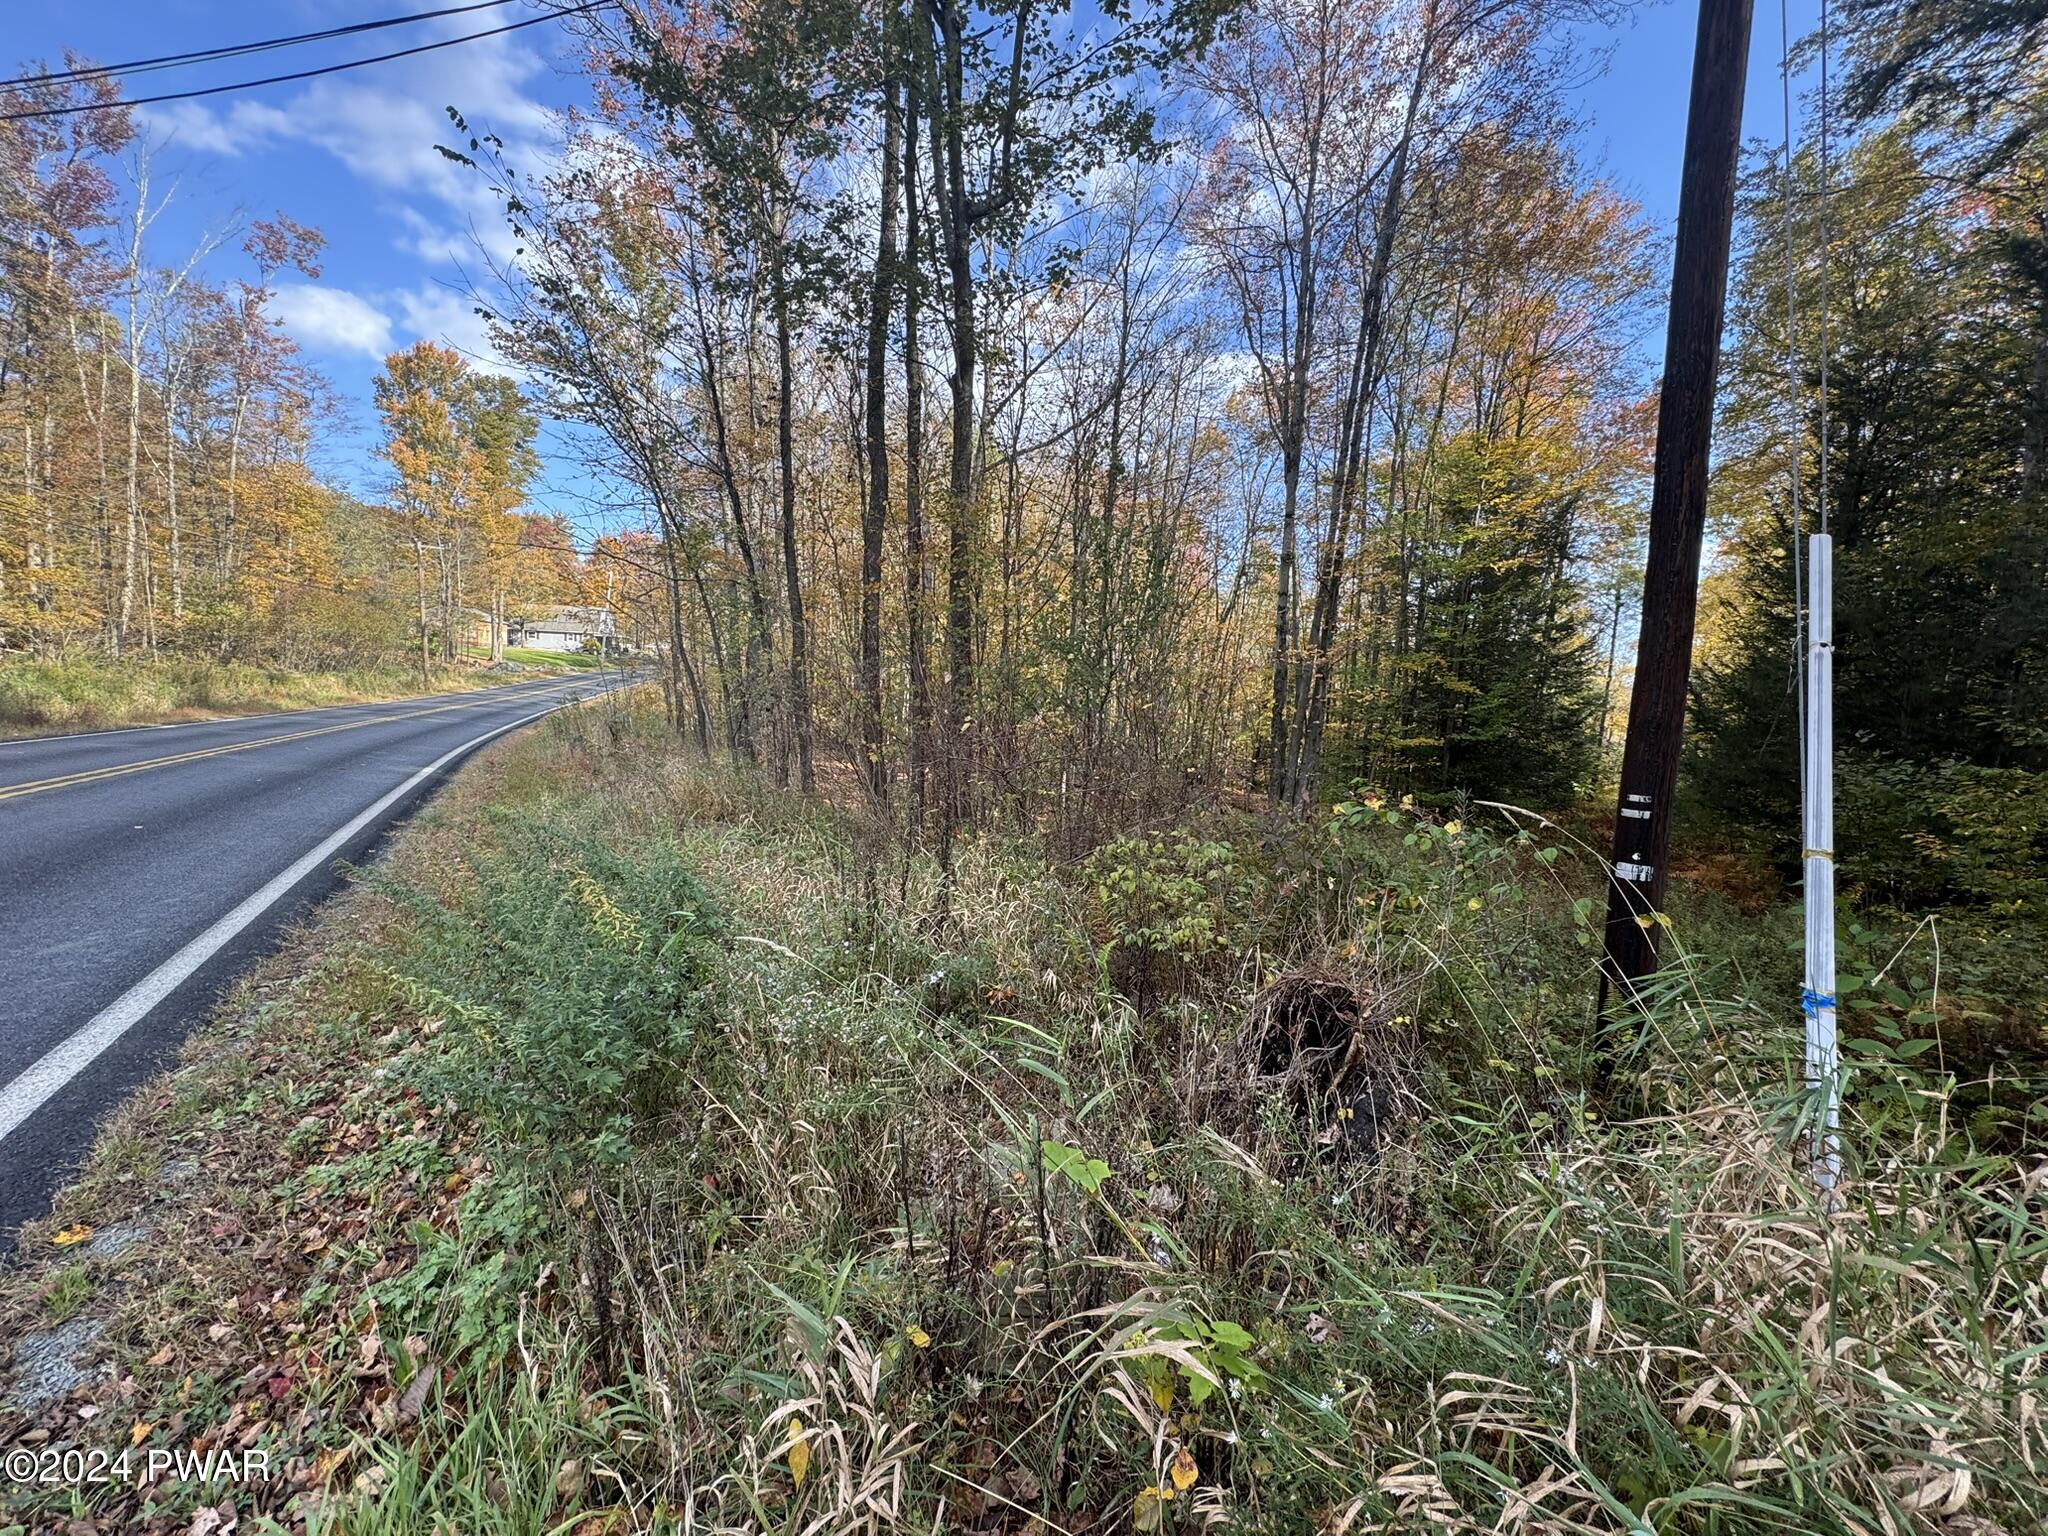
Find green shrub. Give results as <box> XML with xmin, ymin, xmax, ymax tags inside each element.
<box><xmin>385</xmin><ymin>810</ymin><xmax>727</xmax><ymax>1166</ymax></box>
<box><xmin>1084</xmin><ymin>831</ymin><xmax>1256</xmax><ymax>1003</ymax></box>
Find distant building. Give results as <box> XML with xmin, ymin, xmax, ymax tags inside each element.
<box><xmin>513</xmin><ymin>605</ymin><xmax>617</xmax><ymax>653</ymax></box>
<box><xmin>459</xmin><ymin>607</ymin><xmax>512</xmax><ymax>653</ymax></box>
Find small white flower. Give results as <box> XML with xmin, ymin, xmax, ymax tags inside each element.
<box><xmin>1316</xmin><ymin>1392</ymin><xmax>1335</xmax><ymax>1413</ymax></box>
<box><xmin>1228</xmin><ymin>1376</ymin><xmax>1243</xmax><ymax>1400</ymax></box>
<box><xmin>1543</xmin><ymin>1346</ymin><xmax>1563</xmax><ymax>1367</ymax></box>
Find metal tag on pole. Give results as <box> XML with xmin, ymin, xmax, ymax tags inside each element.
<box><xmin>1802</xmin><ymin>532</ymin><xmax>1841</xmax><ymax>1192</ymax></box>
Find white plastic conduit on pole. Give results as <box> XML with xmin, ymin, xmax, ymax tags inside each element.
<box><xmin>1802</xmin><ymin>533</ymin><xmax>1841</xmax><ymax>1192</ymax></box>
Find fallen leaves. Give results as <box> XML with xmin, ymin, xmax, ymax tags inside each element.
<box><xmin>786</xmin><ymin>1415</ymin><xmax>810</xmax><ymax>1489</ymax></box>
<box><xmin>51</xmin><ymin>1222</ymin><xmax>93</xmax><ymax>1246</ymax></box>
<box><xmin>396</xmin><ymin>1361</ymin><xmax>438</xmax><ymax>1423</ymax></box>
<box><xmin>1132</xmin><ymin>1485</ymin><xmax>1175</xmax><ymax>1532</ymax></box>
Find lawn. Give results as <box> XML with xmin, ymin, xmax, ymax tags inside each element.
<box><xmin>464</xmin><ymin>645</ymin><xmax>607</xmax><ymax>670</ymax></box>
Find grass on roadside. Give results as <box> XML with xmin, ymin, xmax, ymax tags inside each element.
<box><xmin>493</xmin><ymin>647</ymin><xmax>604</xmax><ymax>670</ymax></box>
<box><xmin>0</xmin><ymin>656</ymin><xmax>504</xmax><ymax>737</ymax></box>
<box><xmin>2</xmin><ymin>695</ymin><xmax>2041</xmax><ymax>1534</ymax></box>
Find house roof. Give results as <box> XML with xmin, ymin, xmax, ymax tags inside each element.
<box><xmin>517</xmin><ymin>605</ymin><xmax>615</xmax><ymax>635</ymax></box>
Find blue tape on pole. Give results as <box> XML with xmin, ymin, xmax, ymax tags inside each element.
<box><xmin>1801</xmin><ymin>989</ymin><xmax>1837</xmax><ymax>1014</ymax></box>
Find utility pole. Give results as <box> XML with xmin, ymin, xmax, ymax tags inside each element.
<box><xmin>1599</xmin><ymin>0</ymin><xmax>1755</xmax><ymax>1014</ymax></box>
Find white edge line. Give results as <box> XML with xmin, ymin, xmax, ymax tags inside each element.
<box><xmin>0</xmin><ymin>699</ymin><xmax>568</xmax><ymax>1146</ymax></box>
<box><xmin>0</xmin><ymin>674</ymin><xmax>582</xmax><ymax>750</ymax></box>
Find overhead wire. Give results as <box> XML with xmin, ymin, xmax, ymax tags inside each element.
<box><xmin>0</xmin><ymin>1</ymin><xmax>519</xmax><ymax>92</ymax></box>
<box><xmin>0</xmin><ymin>2</ymin><xmax>609</xmax><ymax>123</ymax></box>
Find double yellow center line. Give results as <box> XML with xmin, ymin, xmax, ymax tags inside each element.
<box><xmin>0</xmin><ymin>682</ymin><xmax>587</xmax><ymax>805</ymax></box>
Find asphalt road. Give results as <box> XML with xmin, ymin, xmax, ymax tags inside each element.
<box><xmin>0</xmin><ymin>673</ymin><xmax>622</xmax><ymax>1240</ymax></box>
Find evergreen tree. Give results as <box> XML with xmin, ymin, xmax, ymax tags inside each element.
<box><xmin>1690</xmin><ymin>130</ymin><xmax>2048</xmax><ymax>911</ymax></box>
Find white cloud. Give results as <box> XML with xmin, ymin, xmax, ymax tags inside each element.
<box><xmin>395</xmin><ymin>205</ymin><xmax>490</xmax><ymax>268</ymax></box>
<box><xmin>267</xmin><ymin>282</ymin><xmax>394</xmax><ymax>358</ymax></box>
<box><xmin>141</xmin><ymin>18</ymin><xmax>563</xmax><ymax>270</ymax></box>
<box><xmin>391</xmin><ymin>284</ymin><xmax>516</xmax><ymax>376</ymax></box>
<box><xmin>138</xmin><ymin>98</ymin><xmax>293</xmax><ymax>157</ymax></box>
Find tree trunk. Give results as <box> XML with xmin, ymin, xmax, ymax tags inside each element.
<box><xmin>1289</xmin><ymin>42</ymin><xmax>1431</xmax><ymax>811</ymax></box>
<box><xmin>693</xmin><ymin>286</ymin><xmax>771</xmax><ymax>763</ymax></box>
<box><xmin>414</xmin><ymin>536</ymin><xmax>432</xmax><ymax>689</ymax></box>
<box><xmin>660</xmin><ymin>528</ymin><xmax>710</xmax><ymax>754</ymax></box>
<box><xmin>164</xmin><ymin>367</ymin><xmax>183</xmax><ymax>625</ymax></box>
<box><xmin>861</xmin><ymin>41</ymin><xmax>903</xmax><ymax>801</ymax></box>
<box><xmin>773</xmin><ymin>249</ymin><xmax>816</xmax><ymax>793</ymax></box>
<box><xmin>903</xmin><ymin>62</ymin><xmax>933</xmax><ymax>836</ymax></box>
<box><xmin>931</xmin><ymin>0</ymin><xmax>978</xmax><ymax>873</ymax></box>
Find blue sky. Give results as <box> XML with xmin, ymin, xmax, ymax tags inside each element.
<box><xmin>10</xmin><ymin>0</ymin><xmax>1823</xmax><ymax>531</ymax></box>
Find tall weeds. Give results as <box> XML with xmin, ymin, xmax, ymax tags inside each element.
<box><xmin>341</xmin><ymin>707</ymin><xmax>2045</xmax><ymax>1534</ymax></box>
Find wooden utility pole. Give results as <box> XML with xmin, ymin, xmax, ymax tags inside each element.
<box><xmin>1599</xmin><ymin>0</ymin><xmax>1755</xmax><ymax>1010</ymax></box>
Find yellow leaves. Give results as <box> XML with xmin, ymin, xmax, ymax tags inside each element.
<box><xmin>570</xmin><ymin>868</ymin><xmax>643</xmax><ymax>950</ymax></box>
<box><xmin>51</xmin><ymin>1223</ymin><xmax>91</xmax><ymax>1247</ymax></box>
<box><xmin>1132</xmin><ymin>1485</ymin><xmax>1174</xmax><ymax>1532</ymax></box>
<box><xmin>785</xmin><ymin>1415</ymin><xmax>810</xmax><ymax>1489</ymax></box>
<box><xmin>1149</xmin><ymin>1372</ymin><xmax>1175</xmax><ymax>1414</ymax></box>
<box><xmin>129</xmin><ymin>1419</ymin><xmax>154</xmax><ymax>1447</ymax></box>
<box><xmin>1133</xmin><ymin>1446</ymin><xmax>1199</xmax><ymax>1528</ymax></box>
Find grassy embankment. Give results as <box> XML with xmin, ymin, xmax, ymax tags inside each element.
<box><xmin>0</xmin><ymin>654</ymin><xmax>597</xmax><ymax>738</ymax></box>
<box><xmin>462</xmin><ymin>646</ymin><xmax>608</xmax><ymax>671</ymax></box>
<box><xmin>2</xmin><ymin>694</ymin><xmax>2040</xmax><ymax>1534</ymax></box>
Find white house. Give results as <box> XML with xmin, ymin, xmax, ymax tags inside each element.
<box><xmin>515</xmin><ymin>606</ymin><xmax>616</xmax><ymax>653</ymax></box>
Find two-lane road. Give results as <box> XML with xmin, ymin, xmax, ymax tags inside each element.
<box><xmin>0</xmin><ymin>674</ymin><xmax>620</xmax><ymax>1238</ymax></box>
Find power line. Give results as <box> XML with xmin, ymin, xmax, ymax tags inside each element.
<box><xmin>0</xmin><ymin>1</ymin><xmax>519</xmax><ymax>93</ymax></box>
<box><xmin>0</xmin><ymin>2</ymin><xmax>608</xmax><ymax>124</ymax></box>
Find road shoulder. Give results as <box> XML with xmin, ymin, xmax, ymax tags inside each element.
<box><xmin>0</xmin><ymin>722</ymin><xmax>542</xmax><ymax>1533</ymax></box>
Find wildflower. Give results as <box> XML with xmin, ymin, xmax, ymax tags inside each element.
<box><xmin>1543</xmin><ymin>1346</ymin><xmax>1563</xmax><ymax>1367</ymax></box>
<box><xmin>1467</xmin><ymin>896</ymin><xmax>1483</xmax><ymax>911</ymax></box>
<box><xmin>1444</xmin><ymin>819</ymin><xmax>1462</xmax><ymax>836</ymax></box>
<box><xmin>1316</xmin><ymin>1392</ymin><xmax>1335</xmax><ymax>1413</ymax></box>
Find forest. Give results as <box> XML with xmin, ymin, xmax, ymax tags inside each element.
<box><xmin>7</xmin><ymin>0</ymin><xmax>2040</xmax><ymax>926</ymax></box>
<box><xmin>0</xmin><ymin>87</ymin><xmax>623</xmax><ymax>721</ymax></box>
<box><xmin>2</xmin><ymin>0</ymin><xmax>2046</xmax><ymax>1527</ymax></box>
